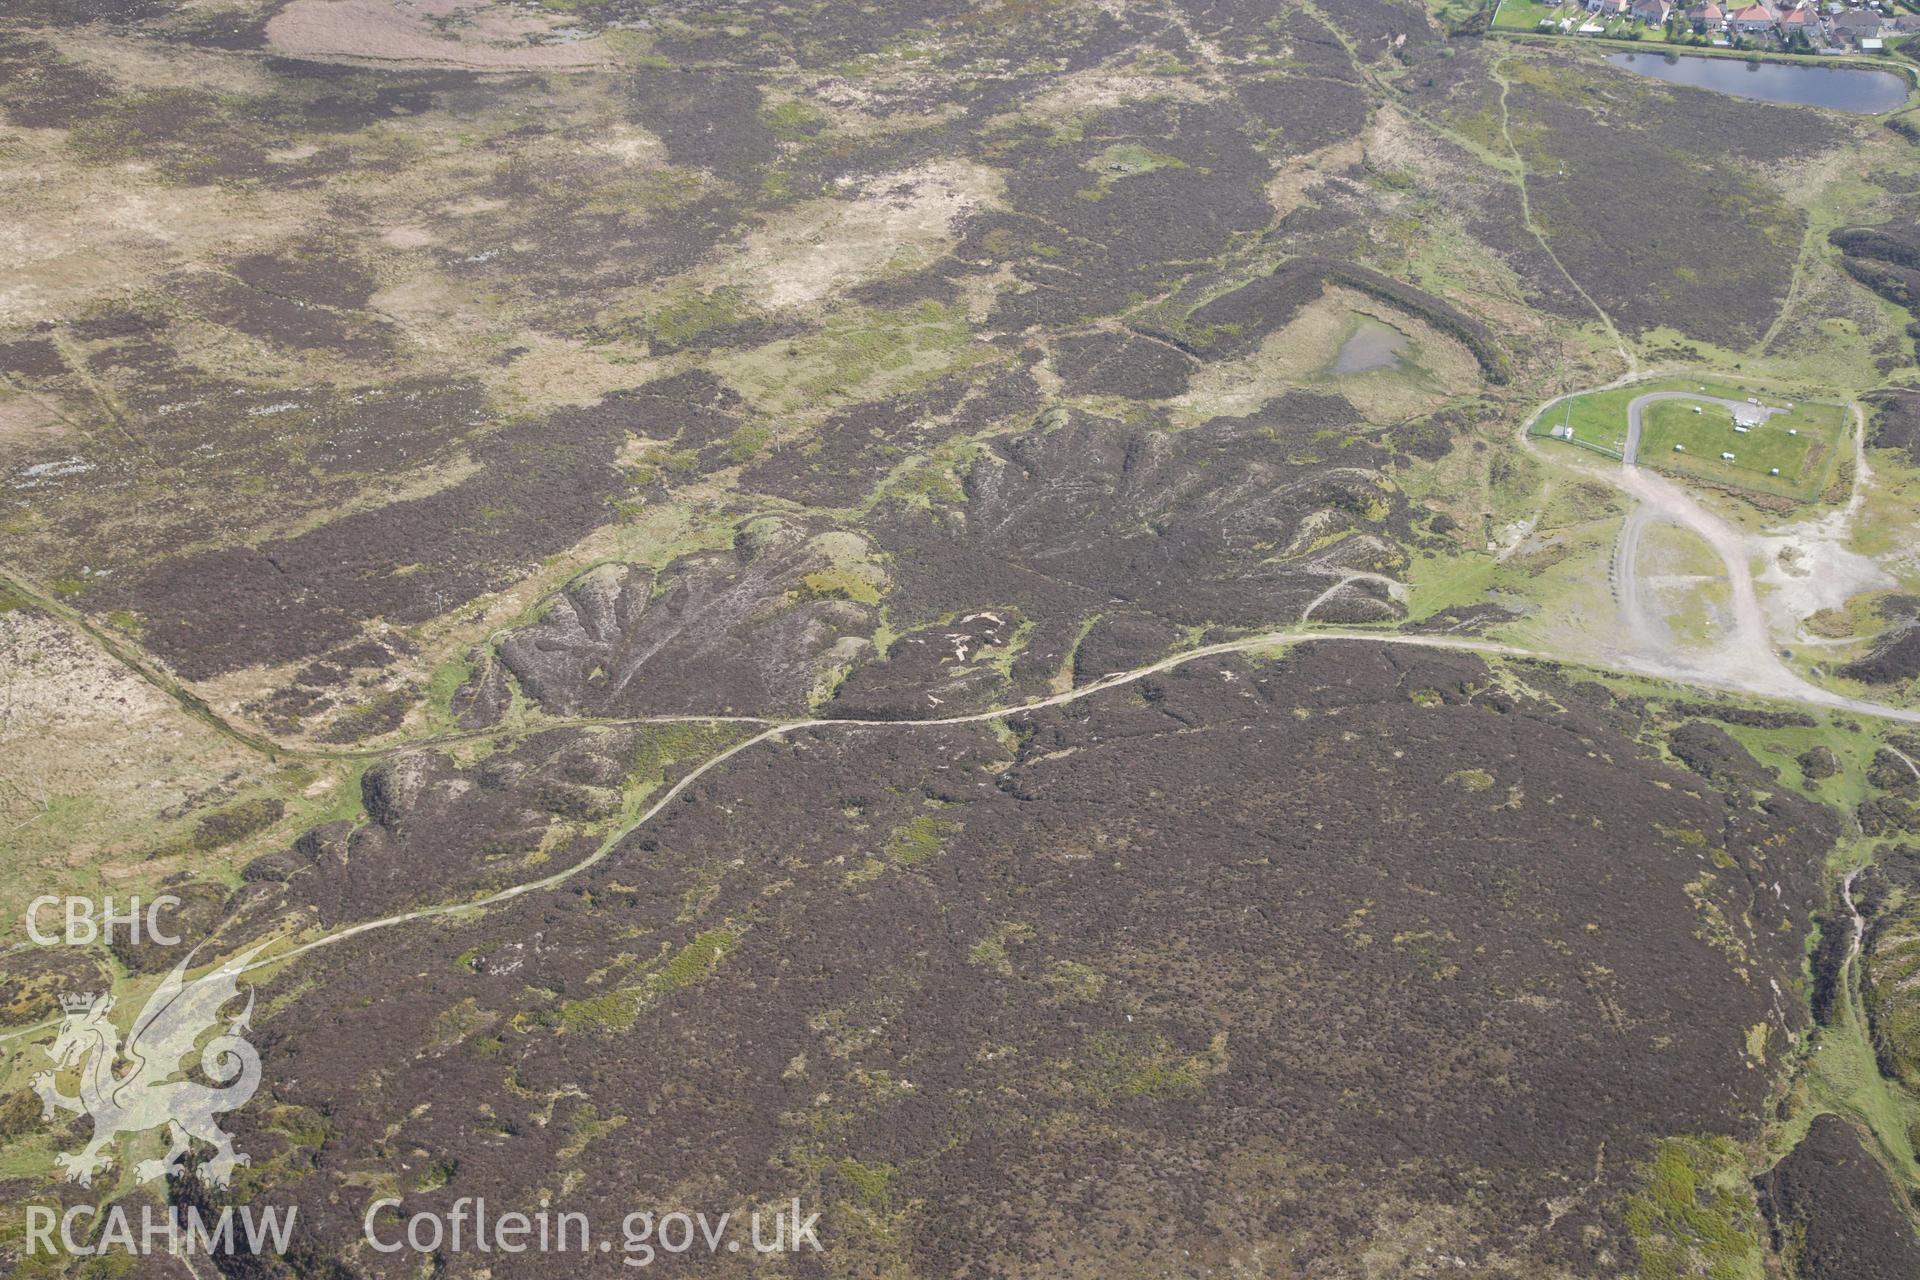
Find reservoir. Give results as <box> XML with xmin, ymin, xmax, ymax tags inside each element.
<box><xmin>1605</xmin><ymin>52</ymin><xmax>1909</xmax><ymax>113</ymax></box>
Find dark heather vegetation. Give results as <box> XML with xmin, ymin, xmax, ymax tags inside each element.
<box><xmin>1834</xmin><ymin>224</ymin><xmax>1920</xmax><ymax>350</ymax></box>
<box><xmin>1860</xmin><ymin>845</ymin><xmax>1920</xmax><ymax>1087</ymax></box>
<box><xmin>1495</xmin><ymin>59</ymin><xmax>1837</xmax><ymax>344</ymax></box>
<box><xmin>1841</xmin><ymin>628</ymin><xmax>1920</xmax><ymax>686</ymax></box>
<box><xmin>1759</xmin><ymin>1116</ymin><xmax>1920</xmax><ymax>1280</ymax></box>
<box><xmin>1866</xmin><ymin>388</ymin><xmax>1920</xmax><ymax>464</ymax></box>
<box><xmin>1163</xmin><ymin>255</ymin><xmax>1513</xmax><ymax>383</ymax></box>
<box><xmin>127</xmin><ymin>647</ymin><xmax>1838</xmax><ymax>1276</ymax></box>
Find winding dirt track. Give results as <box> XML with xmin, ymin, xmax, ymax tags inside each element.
<box><xmin>1543</xmin><ymin>383</ymin><xmax>1912</xmax><ymax>721</ymax></box>
<box><xmin>8</xmin><ymin>381</ymin><xmax>1918</xmax><ymax>1045</ymax></box>
<box><xmin>0</xmin><ymin>627</ymin><xmax>1532</xmax><ymax>1045</ymax></box>
<box><xmin>212</xmin><ymin>632</ymin><xmax>1545</xmax><ymax>980</ymax></box>
<box><xmin>2</xmin><ymin>610</ymin><xmax>1911</xmax><ymax>1050</ymax></box>
<box><xmin>1611</xmin><ymin>460</ymin><xmax>1794</xmax><ymax>698</ymax></box>
<box><xmin>1844</xmin><ymin>867</ymin><xmax>1867</xmax><ymax>971</ymax></box>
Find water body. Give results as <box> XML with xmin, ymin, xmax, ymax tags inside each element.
<box><xmin>1606</xmin><ymin>52</ymin><xmax>1909</xmax><ymax>113</ymax></box>
<box><xmin>1329</xmin><ymin>316</ymin><xmax>1408</xmax><ymax>375</ymax></box>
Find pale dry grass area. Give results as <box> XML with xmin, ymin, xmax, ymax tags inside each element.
<box><xmin>1637</xmin><ymin>520</ymin><xmax>1734</xmax><ymax>653</ymax></box>
<box><xmin>0</xmin><ymin>392</ymin><xmax>72</xmax><ymax>465</ymax></box>
<box><xmin>1006</xmin><ymin>66</ymin><xmax>1220</xmax><ymax>130</ymax></box>
<box><xmin>1265</xmin><ymin>134</ymin><xmax>1365</xmax><ymax>224</ymax></box>
<box><xmin>1638</xmin><ymin>517</ymin><xmax>1723</xmax><ymax>580</ymax></box>
<box><xmin>1176</xmin><ymin>286</ymin><xmax>1480</xmax><ymax>426</ymax></box>
<box><xmin>54</xmin><ymin>26</ymin><xmax>276</xmax><ymax>95</ymax></box>
<box><xmin>712</xmin><ymin>161</ymin><xmax>1004</xmax><ymax>312</ymax></box>
<box><xmin>266</xmin><ymin>0</ymin><xmax>627</xmax><ymax>70</ymax></box>
<box><xmin>480</xmin><ymin>334</ymin><xmax>665</xmax><ymax>412</ymax></box>
<box><xmin>0</xmin><ymin>610</ymin><xmax>269</xmax><ymax>923</ymax></box>
<box><xmin>784</xmin><ymin>71</ymin><xmax>972</xmax><ymax>140</ymax></box>
<box><xmin>0</xmin><ymin>133</ymin><xmax>325</xmax><ymax>327</ymax></box>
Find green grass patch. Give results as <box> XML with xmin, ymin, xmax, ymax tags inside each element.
<box><xmin>832</xmin><ymin>1157</ymin><xmax>896</xmax><ymax>1210</ymax></box>
<box><xmin>1802</xmin><ymin>940</ymin><xmax>1920</xmax><ymax>1188</ymax></box>
<box><xmin>1081</xmin><ymin>142</ymin><xmax>1187</xmax><ymax>198</ymax></box>
<box><xmin>1493</xmin><ymin>0</ymin><xmax>1573</xmax><ymax>31</ymax></box>
<box><xmin>711</xmin><ymin>300</ymin><xmax>994</xmax><ymax>416</ymax></box>
<box><xmin>627</xmin><ymin>723</ymin><xmax>754</xmax><ymax>811</ymax></box>
<box><xmin>885</xmin><ymin>812</ymin><xmax>960</xmax><ymax>866</ymax></box>
<box><xmin>656</xmin><ymin>924</ymin><xmax>741</xmax><ymax>992</ymax></box>
<box><xmin>645</xmin><ymin>287</ymin><xmax>753</xmax><ymax>347</ymax></box>
<box><xmin>1533</xmin><ymin>380</ymin><xmax>1738</xmax><ymax>450</ymax></box>
<box><xmin>550</xmin><ymin>924</ymin><xmax>745</xmax><ymax>1034</ymax></box>
<box><xmin>724</xmin><ymin>423</ymin><xmax>775</xmax><ymax>463</ymax></box>
<box><xmin>557</xmin><ymin>1103</ymin><xmax>628</xmax><ymax>1162</ymax></box>
<box><xmin>421</xmin><ymin>651</ymin><xmax>474</xmax><ymax>733</ymax></box>
<box><xmin>1637</xmin><ymin>398</ymin><xmax>1846</xmax><ymax>502</ymax></box>
<box><xmin>968</xmin><ymin>921</ymin><xmax>1033</xmax><ymax>975</ymax></box>
<box><xmin>759</xmin><ymin>99</ymin><xmax>822</xmax><ymax>138</ymax></box>
<box><xmin>796</xmin><ymin>566</ymin><xmax>885</xmax><ymax>605</ymax></box>
<box><xmin>1622</xmin><ymin>1135</ymin><xmax>1767</xmax><ymax>1280</ymax></box>
<box><xmin>1079</xmin><ymin>1030</ymin><xmax>1230</xmax><ymax>1105</ymax></box>
<box><xmin>1530</xmin><ymin>378</ymin><xmax>1849</xmax><ymax>503</ymax></box>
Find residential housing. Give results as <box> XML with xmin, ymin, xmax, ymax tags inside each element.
<box><xmin>1830</xmin><ymin>8</ymin><xmax>1920</xmax><ymax>44</ymax></box>
<box><xmin>1830</xmin><ymin>8</ymin><xmax>1887</xmax><ymax>35</ymax></box>
<box><xmin>1778</xmin><ymin>4</ymin><xmax>1817</xmax><ymax>36</ymax></box>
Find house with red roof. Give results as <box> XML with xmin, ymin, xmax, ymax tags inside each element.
<box><xmin>1728</xmin><ymin>2</ymin><xmax>1778</xmax><ymax>31</ymax></box>
<box><xmin>1687</xmin><ymin>0</ymin><xmax>1727</xmax><ymax>27</ymax></box>
<box><xmin>1778</xmin><ymin>4</ymin><xmax>1817</xmax><ymax>36</ymax></box>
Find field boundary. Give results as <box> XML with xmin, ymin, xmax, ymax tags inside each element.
<box><xmin>1527</xmin><ymin>374</ymin><xmax>1851</xmax><ymax>500</ymax></box>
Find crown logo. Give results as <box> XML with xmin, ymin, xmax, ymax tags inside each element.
<box><xmin>59</xmin><ymin>992</ymin><xmax>96</xmax><ymax>1013</ymax></box>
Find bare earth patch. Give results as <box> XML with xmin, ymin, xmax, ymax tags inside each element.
<box><xmin>714</xmin><ymin>161</ymin><xmax>1003</xmax><ymax>312</ymax></box>
<box><xmin>1011</xmin><ymin>68</ymin><xmax>1219</xmax><ymax>130</ymax></box>
<box><xmin>1267</xmin><ymin>135</ymin><xmax>1365</xmax><ymax>224</ymax></box>
<box><xmin>1759</xmin><ymin>412</ymin><xmax>1896</xmax><ymax>639</ymax></box>
<box><xmin>0</xmin><ymin>395</ymin><xmax>70</xmax><ymax>463</ymax></box>
<box><xmin>0</xmin><ymin>610</ymin><xmax>268</xmax><ymax>919</ymax></box>
<box><xmin>1761</xmin><ymin>520</ymin><xmax>1895</xmax><ymax>637</ymax></box>
<box><xmin>0</xmin><ymin>135</ymin><xmax>323</xmax><ymax>325</ymax></box>
<box><xmin>266</xmin><ymin>0</ymin><xmax>625</xmax><ymax>71</ymax></box>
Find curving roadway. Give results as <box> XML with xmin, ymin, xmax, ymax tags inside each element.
<box><xmin>1560</xmin><ymin>385</ymin><xmax>1904</xmax><ymax>720</ymax></box>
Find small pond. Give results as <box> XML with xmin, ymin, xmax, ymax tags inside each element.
<box><xmin>1329</xmin><ymin>316</ymin><xmax>1409</xmax><ymax>375</ymax></box>
<box><xmin>1605</xmin><ymin>52</ymin><xmax>1908</xmax><ymax>113</ymax></box>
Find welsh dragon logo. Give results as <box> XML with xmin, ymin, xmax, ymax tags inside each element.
<box><xmin>32</xmin><ymin>944</ymin><xmax>268</xmax><ymax>1188</ymax></box>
